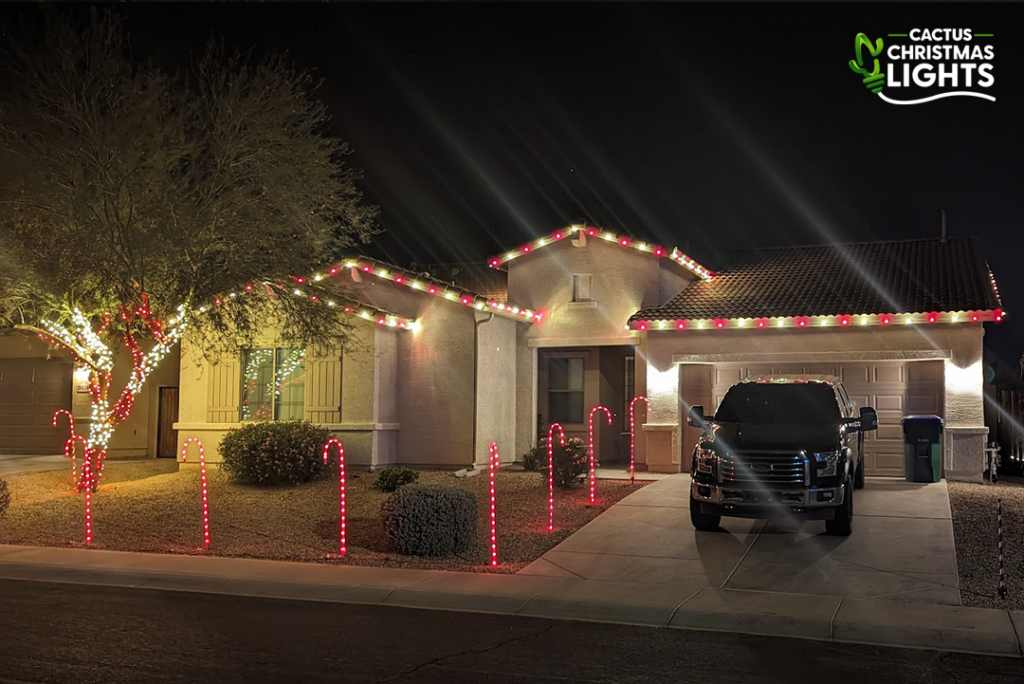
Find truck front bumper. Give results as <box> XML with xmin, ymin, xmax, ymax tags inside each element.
<box><xmin>691</xmin><ymin>480</ymin><xmax>846</xmax><ymax>521</ymax></box>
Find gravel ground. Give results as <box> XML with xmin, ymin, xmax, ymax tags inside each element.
<box><xmin>0</xmin><ymin>461</ymin><xmax>646</xmax><ymax>573</ymax></box>
<box><xmin>948</xmin><ymin>476</ymin><xmax>1024</xmax><ymax>610</ymax></box>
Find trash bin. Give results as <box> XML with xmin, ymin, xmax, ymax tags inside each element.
<box><xmin>901</xmin><ymin>415</ymin><xmax>944</xmax><ymax>483</ymax></box>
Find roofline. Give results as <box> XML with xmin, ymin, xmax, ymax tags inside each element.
<box><xmin>335</xmin><ymin>255</ymin><xmax>543</xmax><ymax>324</ymax></box>
<box><xmin>487</xmin><ymin>224</ymin><xmax>714</xmax><ymax>281</ymax></box>
<box><xmin>627</xmin><ymin>309</ymin><xmax>1005</xmax><ymax>331</ymax></box>
<box><xmin>723</xmin><ymin>235</ymin><xmax>981</xmax><ymax>254</ymax></box>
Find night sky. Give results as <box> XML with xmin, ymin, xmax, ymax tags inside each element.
<box><xmin>7</xmin><ymin>4</ymin><xmax>1023</xmax><ymax>368</ymax></box>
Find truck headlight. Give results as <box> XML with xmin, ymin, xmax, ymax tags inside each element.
<box><xmin>696</xmin><ymin>446</ymin><xmax>717</xmax><ymax>474</ymax></box>
<box><xmin>813</xmin><ymin>450</ymin><xmax>840</xmax><ymax>478</ymax></box>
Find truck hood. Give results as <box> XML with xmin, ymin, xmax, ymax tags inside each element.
<box><xmin>708</xmin><ymin>422</ymin><xmax>841</xmax><ymax>453</ymax></box>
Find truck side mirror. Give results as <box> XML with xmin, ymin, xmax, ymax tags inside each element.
<box><xmin>860</xmin><ymin>407</ymin><xmax>878</xmax><ymax>431</ymax></box>
<box><xmin>687</xmin><ymin>405</ymin><xmax>705</xmax><ymax>428</ymax></box>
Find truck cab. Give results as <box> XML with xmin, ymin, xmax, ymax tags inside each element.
<box><xmin>687</xmin><ymin>374</ymin><xmax>878</xmax><ymax>536</ymax></box>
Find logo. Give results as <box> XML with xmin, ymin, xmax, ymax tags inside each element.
<box><xmin>750</xmin><ymin>463</ymin><xmax>773</xmax><ymax>473</ymax></box>
<box><xmin>849</xmin><ymin>29</ymin><xmax>995</xmax><ymax>104</ymax></box>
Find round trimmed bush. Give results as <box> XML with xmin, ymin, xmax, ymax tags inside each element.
<box><xmin>381</xmin><ymin>484</ymin><xmax>478</xmax><ymax>557</ymax></box>
<box><xmin>0</xmin><ymin>478</ymin><xmax>9</xmax><ymax>519</ymax></box>
<box><xmin>219</xmin><ymin>420</ymin><xmax>332</xmax><ymax>486</ymax></box>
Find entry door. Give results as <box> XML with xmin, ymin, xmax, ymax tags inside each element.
<box><xmin>158</xmin><ymin>387</ymin><xmax>179</xmax><ymax>458</ymax></box>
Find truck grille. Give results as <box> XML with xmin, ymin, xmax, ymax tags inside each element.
<box><xmin>719</xmin><ymin>452</ymin><xmax>807</xmax><ymax>485</ymax></box>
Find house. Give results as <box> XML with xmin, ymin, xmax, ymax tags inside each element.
<box><xmin>173</xmin><ymin>227</ymin><xmax>1003</xmax><ymax>482</ymax></box>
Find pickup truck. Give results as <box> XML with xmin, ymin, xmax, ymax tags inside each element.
<box><xmin>687</xmin><ymin>375</ymin><xmax>878</xmax><ymax>536</ymax></box>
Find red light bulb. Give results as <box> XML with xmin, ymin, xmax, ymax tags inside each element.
<box><xmin>676</xmin><ymin>320</ymin><xmax>686</xmax><ymax>330</ymax></box>
<box><xmin>620</xmin><ymin>238</ymin><xmax>630</xmax><ymax>247</ymax></box>
<box><xmin>654</xmin><ymin>247</ymin><xmax>664</xmax><ymax>256</ymax></box>
<box><xmin>522</xmin><ymin>245</ymin><xmax>531</xmax><ymax>253</ymax></box>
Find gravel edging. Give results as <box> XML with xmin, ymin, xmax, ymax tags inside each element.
<box><xmin>948</xmin><ymin>476</ymin><xmax>1024</xmax><ymax>611</ymax></box>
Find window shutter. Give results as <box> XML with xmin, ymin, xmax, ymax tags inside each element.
<box><xmin>304</xmin><ymin>347</ymin><xmax>343</xmax><ymax>424</ymax></box>
<box><xmin>206</xmin><ymin>358</ymin><xmax>240</xmax><ymax>423</ymax></box>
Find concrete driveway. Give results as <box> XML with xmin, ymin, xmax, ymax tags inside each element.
<box><xmin>520</xmin><ymin>474</ymin><xmax>960</xmax><ymax>606</ymax></box>
<box><xmin>0</xmin><ymin>454</ymin><xmax>68</xmax><ymax>478</ymax></box>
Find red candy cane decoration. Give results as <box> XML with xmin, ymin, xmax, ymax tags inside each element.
<box><xmin>629</xmin><ymin>396</ymin><xmax>651</xmax><ymax>483</ymax></box>
<box><xmin>323</xmin><ymin>439</ymin><xmax>346</xmax><ymax>556</ymax></box>
<box><xmin>64</xmin><ymin>434</ymin><xmax>87</xmax><ymax>487</ymax></box>
<box><xmin>488</xmin><ymin>442</ymin><xmax>500</xmax><ymax>567</ymax></box>
<box><xmin>547</xmin><ymin>423</ymin><xmax>566</xmax><ymax>532</ymax></box>
<box><xmin>180</xmin><ymin>438</ymin><xmax>210</xmax><ymax>549</ymax></box>
<box><xmin>82</xmin><ymin>444</ymin><xmax>93</xmax><ymax>545</ymax></box>
<box><xmin>588</xmin><ymin>406</ymin><xmax>612</xmax><ymax>504</ymax></box>
<box><xmin>52</xmin><ymin>410</ymin><xmax>78</xmax><ymax>483</ymax></box>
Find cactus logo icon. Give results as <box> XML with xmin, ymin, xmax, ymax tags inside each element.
<box><xmin>848</xmin><ymin>29</ymin><xmax>996</xmax><ymax>105</ymax></box>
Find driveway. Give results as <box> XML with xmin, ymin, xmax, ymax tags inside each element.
<box><xmin>519</xmin><ymin>474</ymin><xmax>960</xmax><ymax>605</ymax></box>
<box><xmin>0</xmin><ymin>454</ymin><xmax>68</xmax><ymax>478</ymax></box>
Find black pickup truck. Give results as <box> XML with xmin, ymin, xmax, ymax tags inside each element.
<box><xmin>687</xmin><ymin>375</ymin><xmax>878</xmax><ymax>536</ymax></box>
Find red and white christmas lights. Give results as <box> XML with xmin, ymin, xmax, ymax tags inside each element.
<box><xmin>181</xmin><ymin>438</ymin><xmax>211</xmax><ymax>549</ymax></box>
<box><xmin>52</xmin><ymin>410</ymin><xmax>78</xmax><ymax>483</ymax></box>
<box><xmin>488</xmin><ymin>441</ymin><xmax>501</xmax><ymax>567</ymax></box>
<box><xmin>629</xmin><ymin>396</ymin><xmax>650</xmax><ymax>484</ymax></box>
<box><xmin>627</xmin><ymin>309</ymin><xmax>1007</xmax><ymax>332</ymax></box>
<box><xmin>488</xmin><ymin>224</ymin><xmax>714</xmax><ymax>281</ymax></box>
<box><xmin>322</xmin><ymin>439</ymin><xmax>347</xmax><ymax>557</ymax></box>
<box><xmin>65</xmin><ymin>434</ymin><xmax>86</xmax><ymax>488</ymax></box>
<box><xmin>82</xmin><ymin>446</ymin><xmax>93</xmax><ymax>545</ymax></box>
<box><xmin>546</xmin><ymin>423</ymin><xmax>566</xmax><ymax>532</ymax></box>
<box><xmin>587</xmin><ymin>406</ymin><xmax>612</xmax><ymax>505</ymax></box>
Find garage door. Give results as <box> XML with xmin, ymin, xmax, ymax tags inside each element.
<box><xmin>707</xmin><ymin>361</ymin><xmax>944</xmax><ymax>477</ymax></box>
<box><xmin>0</xmin><ymin>359</ymin><xmax>72</xmax><ymax>455</ymax></box>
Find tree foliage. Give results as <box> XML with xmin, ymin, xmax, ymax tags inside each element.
<box><xmin>0</xmin><ymin>9</ymin><xmax>378</xmax><ymax>356</ymax></box>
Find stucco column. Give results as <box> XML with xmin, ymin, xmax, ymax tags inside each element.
<box><xmin>943</xmin><ymin>333</ymin><xmax>987</xmax><ymax>482</ymax></box>
<box><xmin>370</xmin><ymin>327</ymin><xmax>399</xmax><ymax>469</ymax></box>
<box><xmin>642</xmin><ymin>344</ymin><xmax>681</xmax><ymax>473</ymax></box>
<box><xmin>514</xmin><ymin>343</ymin><xmax>538</xmax><ymax>463</ymax></box>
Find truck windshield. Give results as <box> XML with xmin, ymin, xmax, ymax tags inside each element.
<box><xmin>715</xmin><ymin>383</ymin><xmax>841</xmax><ymax>424</ymax></box>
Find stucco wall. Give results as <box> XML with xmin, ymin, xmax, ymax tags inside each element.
<box><xmin>509</xmin><ymin>237</ymin><xmax>692</xmax><ymax>345</ymax></box>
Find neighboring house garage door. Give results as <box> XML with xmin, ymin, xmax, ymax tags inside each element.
<box><xmin>0</xmin><ymin>359</ymin><xmax>72</xmax><ymax>455</ymax></box>
<box><xmin>707</xmin><ymin>361</ymin><xmax>944</xmax><ymax>477</ymax></box>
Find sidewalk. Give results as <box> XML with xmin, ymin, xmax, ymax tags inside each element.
<box><xmin>0</xmin><ymin>541</ymin><xmax>1020</xmax><ymax>658</ymax></box>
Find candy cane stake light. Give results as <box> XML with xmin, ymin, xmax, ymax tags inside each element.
<box><xmin>64</xmin><ymin>435</ymin><xmax>87</xmax><ymax>489</ymax></box>
<box><xmin>322</xmin><ymin>439</ymin><xmax>347</xmax><ymax>557</ymax></box>
<box><xmin>180</xmin><ymin>438</ymin><xmax>211</xmax><ymax>549</ymax></box>
<box><xmin>587</xmin><ymin>406</ymin><xmax>612</xmax><ymax>505</ymax></box>
<box><xmin>629</xmin><ymin>396</ymin><xmax>651</xmax><ymax>484</ymax></box>
<box><xmin>546</xmin><ymin>423</ymin><xmax>566</xmax><ymax>532</ymax></box>
<box><xmin>82</xmin><ymin>445</ymin><xmax>93</xmax><ymax>545</ymax></box>
<box><xmin>488</xmin><ymin>442</ymin><xmax>501</xmax><ymax>567</ymax></box>
<box><xmin>52</xmin><ymin>410</ymin><xmax>79</xmax><ymax>484</ymax></box>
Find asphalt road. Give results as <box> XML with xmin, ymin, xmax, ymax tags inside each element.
<box><xmin>1</xmin><ymin>578</ymin><xmax>1022</xmax><ymax>684</ymax></box>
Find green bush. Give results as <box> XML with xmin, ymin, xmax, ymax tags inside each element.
<box><xmin>372</xmin><ymin>466</ymin><xmax>419</xmax><ymax>492</ymax></box>
<box><xmin>0</xmin><ymin>478</ymin><xmax>9</xmax><ymax>519</ymax></box>
<box><xmin>521</xmin><ymin>442</ymin><xmax>543</xmax><ymax>472</ymax></box>
<box><xmin>219</xmin><ymin>421</ymin><xmax>332</xmax><ymax>486</ymax></box>
<box><xmin>380</xmin><ymin>484</ymin><xmax>478</xmax><ymax>557</ymax></box>
<box><xmin>529</xmin><ymin>436</ymin><xmax>590</xmax><ymax>487</ymax></box>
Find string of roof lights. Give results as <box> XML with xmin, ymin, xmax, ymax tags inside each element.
<box><xmin>488</xmin><ymin>224</ymin><xmax>714</xmax><ymax>281</ymax></box>
<box><xmin>627</xmin><ymin>309</ymin><xmax>1005</xmax><ymax>331</ymax></box>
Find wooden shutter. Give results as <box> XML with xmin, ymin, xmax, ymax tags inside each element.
<box><xmin>206</xmin><ymin>358</ymin><xmax>240</xmax><ymax>423</ymax></box>
<box><xmin>304</xmin><ymin>347</ymin><xmax>343</xmax><ymax>424</ymax></box>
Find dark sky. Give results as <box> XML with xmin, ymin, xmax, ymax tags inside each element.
<box><xmin>11</xmin><ymin>4</ymin><xmax>1024</xmax><ymax>367</ymax></box>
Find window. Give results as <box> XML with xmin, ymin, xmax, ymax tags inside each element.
<box><xmin>240</xmin><ymin>348</ymin><xmax>306</xmax><ymax>421</ymax></box>
<box><xmin>572</xmin><ymin>274</ymin><xmax>592</xmax><ymax>302</ymax></box>
<box><xmin>623</xmin><ymin>355</ymin><xmax>635</xmax><ymax>430</ymax></box>
<box><xmin>548</xmin><ymin>357</ymin><xmax>584</xmax><ymax>424</ymax></box>
<box><xmin>716</xmin><ymin>383</ymin><xmax>842</xmax><ymax>425</ymax></box>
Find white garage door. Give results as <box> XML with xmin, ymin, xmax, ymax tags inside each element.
<box><xmin>708</xmin><ymin>361</ymin><xmax>944</xmax><ymax>477</ymax></box>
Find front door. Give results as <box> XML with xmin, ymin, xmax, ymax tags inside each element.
<box><xmin>157</xmin><ymin>387</ymin><xmax>179</xmax><ymax>458</ymax></box>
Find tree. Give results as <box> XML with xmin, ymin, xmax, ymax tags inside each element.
<box><xmin>0</xmin><ymin>10</ymin><xmax>377</xmax><ymax>490</ymax></box>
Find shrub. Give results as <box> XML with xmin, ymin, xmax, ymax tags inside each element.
<box><xmin>0</xmin><ymin>479</ymin><xmax>9</xmax><ymax>519</ymax></box>
<box><xmin>219</xmin><ymin>421</ymin><xmax>332</xmax><ymax>486</ymax></box>
<box><xmin>372</xmin><ymin>466</ymin><xmax>419</xmax><ymax>492</ymax></box>
<box><xmin>527</xmin><ymin>437</ymin><xmax>590</xmax><ymax>487</ymax></box>
<box><xmin>521</xmin><ymin>442</ymin><xmax>544</xmax><ymax>472</ymax></box>
<box><xmin>380</xmin><ymin>484</ymin><xmax>478</xmax><ymax>557</ymax></box>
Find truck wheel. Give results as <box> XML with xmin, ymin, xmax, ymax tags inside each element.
<box><xmin>825</xmin><ymin>483</ymin><xmax>853</xmax><ymax>536</ymax></box>
<box><xmin>854</xmin><ymin>461</ymin><xmax>865</xmax><ymax>490</ymax></box>
<box><xmin>690</xmin><ymin>495</ymin><xmax>721</xmax><ymax>531</ymax></box>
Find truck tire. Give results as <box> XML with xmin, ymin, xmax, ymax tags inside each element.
<box><xmin>690</xmin><ymin>494</ymin><xmax>721</xmax><ymax>531</ymax></box>
<box><xmin>825</xmin><ymin>483</ymin><xmax>853</xmax><ymax>536</ymax></box>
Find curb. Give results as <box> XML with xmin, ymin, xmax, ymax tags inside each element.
<box><xmin>0</xmin><ymin>544</ymin><xmax>1020</xmax><ymax>658</ymax></box>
